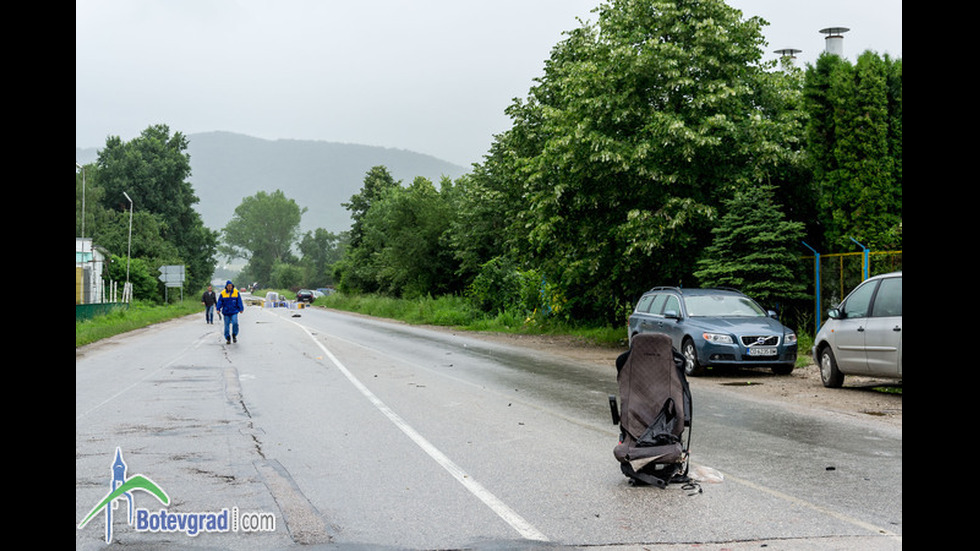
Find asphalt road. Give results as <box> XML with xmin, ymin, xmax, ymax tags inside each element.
<box><xmin>75</xmin><ymin>304</ymin><xmax>901</xmax><ymax>550</ymax></box>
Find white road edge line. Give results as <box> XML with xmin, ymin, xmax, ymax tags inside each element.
<box><xmin>288</xmin><ymin>318</ymin><xmax>549</xmax><ymax>543</ymax></box>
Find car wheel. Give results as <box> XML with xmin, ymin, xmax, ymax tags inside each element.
<box><xmin>770</xmin><ymin>364</ymin><xmax>794</xmax><ymax>375</ymax></box>
<box><xmin>819</xmin><ymin>346</ymin><xmax>844</xmax><ymax>388</ymax></box>
<box><xmin>682</xmin><ymin>338</ymin><xmax>706</xmax><ymax>377</ymax></box>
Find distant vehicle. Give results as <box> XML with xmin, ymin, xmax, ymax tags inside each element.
<box><xmin>295</xmin><ymin>289</ymin><xmax>315</xmax><ymax>304</ymax></box>
<box><xmin>316</xmin><ymin>287</ymin><xmax>335</xmax><ymax>296</ymax></box>
<box><xmin>627</xmin><ymin>286</ymin><xmax>798</xmax><ymax>376</ymax></box>
<box><xmin>811</xmin><ymin>272</ymin><xmax>902</xmax><ymax>388</ymax></box>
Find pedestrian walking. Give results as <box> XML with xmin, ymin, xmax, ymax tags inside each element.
<box><xmin>216</xmin><ymin>280</ymin><xmax>245</xmax><ymax>344</ymax></box>
<box><xmin>201</xmin><ymin>285</ymin><xmax>217</xmax><ymax>324</ymax></box>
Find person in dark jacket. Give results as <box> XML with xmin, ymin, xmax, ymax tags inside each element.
<box><xmin>201</xmin><ymin>285</ymin><xmax>217</xmax><ymax>324</ymax></box>
<box><xmin>216</xmin><ymin>280</ymin><xmax>245</xmax><ymax>344</ymax></box>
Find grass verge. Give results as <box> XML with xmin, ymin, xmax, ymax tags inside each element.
<box><xmin>75</xmin><ymin>300</ymin><xmax>202</xmax><ymax>348</ymax></box>
<box><xmin>76</xmin><ymin>292</ymin><xmax>625</xmax><ymax>349</ymax></box>
<box><xmin>295</xmin><ymin>292</ymin><xmax>627</xmax><ymax>347</ymax></box>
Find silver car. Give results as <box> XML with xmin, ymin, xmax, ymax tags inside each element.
<box><xmin>811</xmin><ymin>271</ymin><xmax>902</xmax><ymax>387</ymax></box>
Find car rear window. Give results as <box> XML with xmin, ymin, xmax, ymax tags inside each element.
<box><xmin>634</xmin><ymin>293</ymin><xmax>671</xmax><ymax>315</ymax></box>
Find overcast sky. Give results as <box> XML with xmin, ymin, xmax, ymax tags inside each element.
<box><xmin>76</xmin><ymin>0</ymin><xmax>902</xmax><ymax>168</ymax></box>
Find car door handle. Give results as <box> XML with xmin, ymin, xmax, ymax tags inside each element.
<box><xmin>893</xmin><ymin>326</ymin><xmax>901</xmax><ymax>331</ymax></box>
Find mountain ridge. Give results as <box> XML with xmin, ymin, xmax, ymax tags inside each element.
<box><xmin>75</xmin><ymin>131</ymin><xmax>470</xmax><ymax>235</ymax></box>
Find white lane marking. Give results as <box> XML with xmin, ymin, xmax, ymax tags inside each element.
<box><xmin>287</xmin><ymin>318</ymin><xmax>549</xmax><ymax>542</ymax></box>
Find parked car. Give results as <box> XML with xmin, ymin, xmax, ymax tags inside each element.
<box><xmin>295</xmin><ymin>289</ymin><xmax>315</xmax><ymax>304</ymax></box>
<box><xmin>811</xmin><ymin>272</ymin><xmax>902</xmax><ymax>388</ymax></box>
<box><xmin>627</xmin><ymin>287</ymin><xmax>798</xmax><ymax>376</ymax></box>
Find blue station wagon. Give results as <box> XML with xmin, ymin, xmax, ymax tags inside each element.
<box><xmin>627</xmin><ymin>287</ymin><xmax>798</xmax><ymax>376</ymax></box>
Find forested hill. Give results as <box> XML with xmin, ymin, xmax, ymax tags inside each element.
<box><xmin>75</xmin><ymin>131</ymin><xmax>469</xmax><ymax>235</ymax></box>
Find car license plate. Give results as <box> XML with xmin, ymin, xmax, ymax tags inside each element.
<box><xmin>747</xmin><ymin>347</ymin><xmax>777</xmax><ymax>356</ymax></box>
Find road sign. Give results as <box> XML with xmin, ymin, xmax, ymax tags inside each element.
<box><xmin>158</xmin><ymin>265</ymin><xmax>185</xmax><ymax>287</ymax></box>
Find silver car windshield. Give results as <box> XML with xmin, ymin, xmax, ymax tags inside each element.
<box><xmin>684</xmin><ymin>295</ymin><xmax>767</xmax><ymax>317</ymax></box>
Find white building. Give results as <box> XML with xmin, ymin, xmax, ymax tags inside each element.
<box><xmin>76</xmin><ymin>238</ymin><xmax>106</xmax><ymax>304</ymax></box>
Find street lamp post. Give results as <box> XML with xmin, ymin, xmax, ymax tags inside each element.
<box><xmin>122</xmin><ymin>191</ymin><xmax>133</xmax><ymax>293</ymax></box>
<box><xmin>76</xmin><ymin>162</ymin><xmax>87</xmax><ymax>303</ymax></box>
<box><xmin>75</xmin><ymin>162</ymin><xmax>86</xmax><ymax>243</ymax></box>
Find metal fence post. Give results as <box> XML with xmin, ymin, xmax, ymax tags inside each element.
<box><xmin>803</xmin><ymin>242</ymin><xmax>821</xmax><ymax>331</ymax></box>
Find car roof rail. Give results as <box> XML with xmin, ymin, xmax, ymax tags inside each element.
<box><xmin>644</xmin><ymin>285</ymin><xmax>745</xmax><ymax>295</ymax></box>
<box><xmin>710</xmin><ymin>286</ymin><xmax>744</xmax><ymax>294</ymax></box>
<box><xmin>646</xmin><ymin>285</ymin><xmax>682</xmax><ymax>293</ymax></box>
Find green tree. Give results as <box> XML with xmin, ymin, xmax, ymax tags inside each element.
<box><xmin>342</xmin><ymin>176</ymin><xmax>456</xmax><ymax>298</ymax></box>
<box><xmin>104</xmin><ymin>254</ymin><xmax>159</xmax><ymax>302</ymax></box>
<box><xmin>97</xmin><ymin>125</ymin><xmax>193</xmax><ymax>222</ymax></box>
<box><xmin>93</xmin><ymin>210</ymin><xmax>183</xmax><ymax>279</ymax></box>
<box><xmin>270</xmin><ymin>261</ymin><xmax>304</xmax><ymax>290</ymax></box>
<box><xmin>78</xmin><ymin>162</ymin><xmax>184</xmax><ymax>303</ymax></box>
<box><xmin>804</xmin><ymin>52</ymin><xmax>902</xmax><ymax>250</ymax></box>
<box><xmin>803</xmin><ymin>54</ymin><xmax>846</xmax><ymax>201</ymax></box>
<box><xmin>694</xmin><ymin>184</ymin><xmax>807</xmax><ymax>309</ymax></box>
<box><xmin>447</xmin><ymin>139</ymin><xmax>532</xmax><ymax>284</ymax></box>
<box><xmin>343</xmin><ymin>166</ymin><xmax>401</xmax><ymax>248</ymax></box>
<box><xmin>221</xmin><ymin>190</ymin><xmax>306</xmax><ymax>286</ymax></box>
<box><xmin>380</xmin><ymin>176</ymin><xmax>457</xmax><ymax>298</ymax></box>
<box><xmin>466</xmin><ymin>256</ymin><xmax>544</xmax><ymax>316</ymax></box>
<box><xmin>297</xmin><ymin>228</ymin><xmax>347</xmax><ymax>287</ymax></box>
<box><xmin>477</xmin><ymin>0</ymin><xmax>807</xmax><ymax>323</ymax></box>
<box><xmin>95</xmin><ymin>125</ymin><xmax>218</xmax><ymax>291</ymax></box>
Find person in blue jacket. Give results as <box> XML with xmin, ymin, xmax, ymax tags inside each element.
<box><xmin>216</xmin><ymin>280</ymin><xmax>245</xmax><ymax>344</ymax></box>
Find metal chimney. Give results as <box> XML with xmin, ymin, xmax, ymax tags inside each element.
<box><xmin>819</xmin><ymin>27</ymin><xmax>849</xmax><ymax>56</ymax></box>
<box><xmin>774</xmin><ymin>48</ymin><xmax>802</xmax><ymax>62</ymax></box>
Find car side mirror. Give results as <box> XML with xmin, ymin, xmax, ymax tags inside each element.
<box><xmin>768</xmin><ymin>310</ymin><xmax>778</xmax><ymax>319</ymax></box>
<box><xmin>663</xmin><ymin>309</ymin><xmax>681</xmax><ymax>320</ymax></box>
<box><xmin>827</xmin><ymin>308</ymin><xmax>842</xmax><ymax>320</ymax></box>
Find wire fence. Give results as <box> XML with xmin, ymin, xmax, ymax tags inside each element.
<box><xmin>801</xmin><ymin>249</ymin><xmax>903</xmax><ymax>332</ymax></box>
